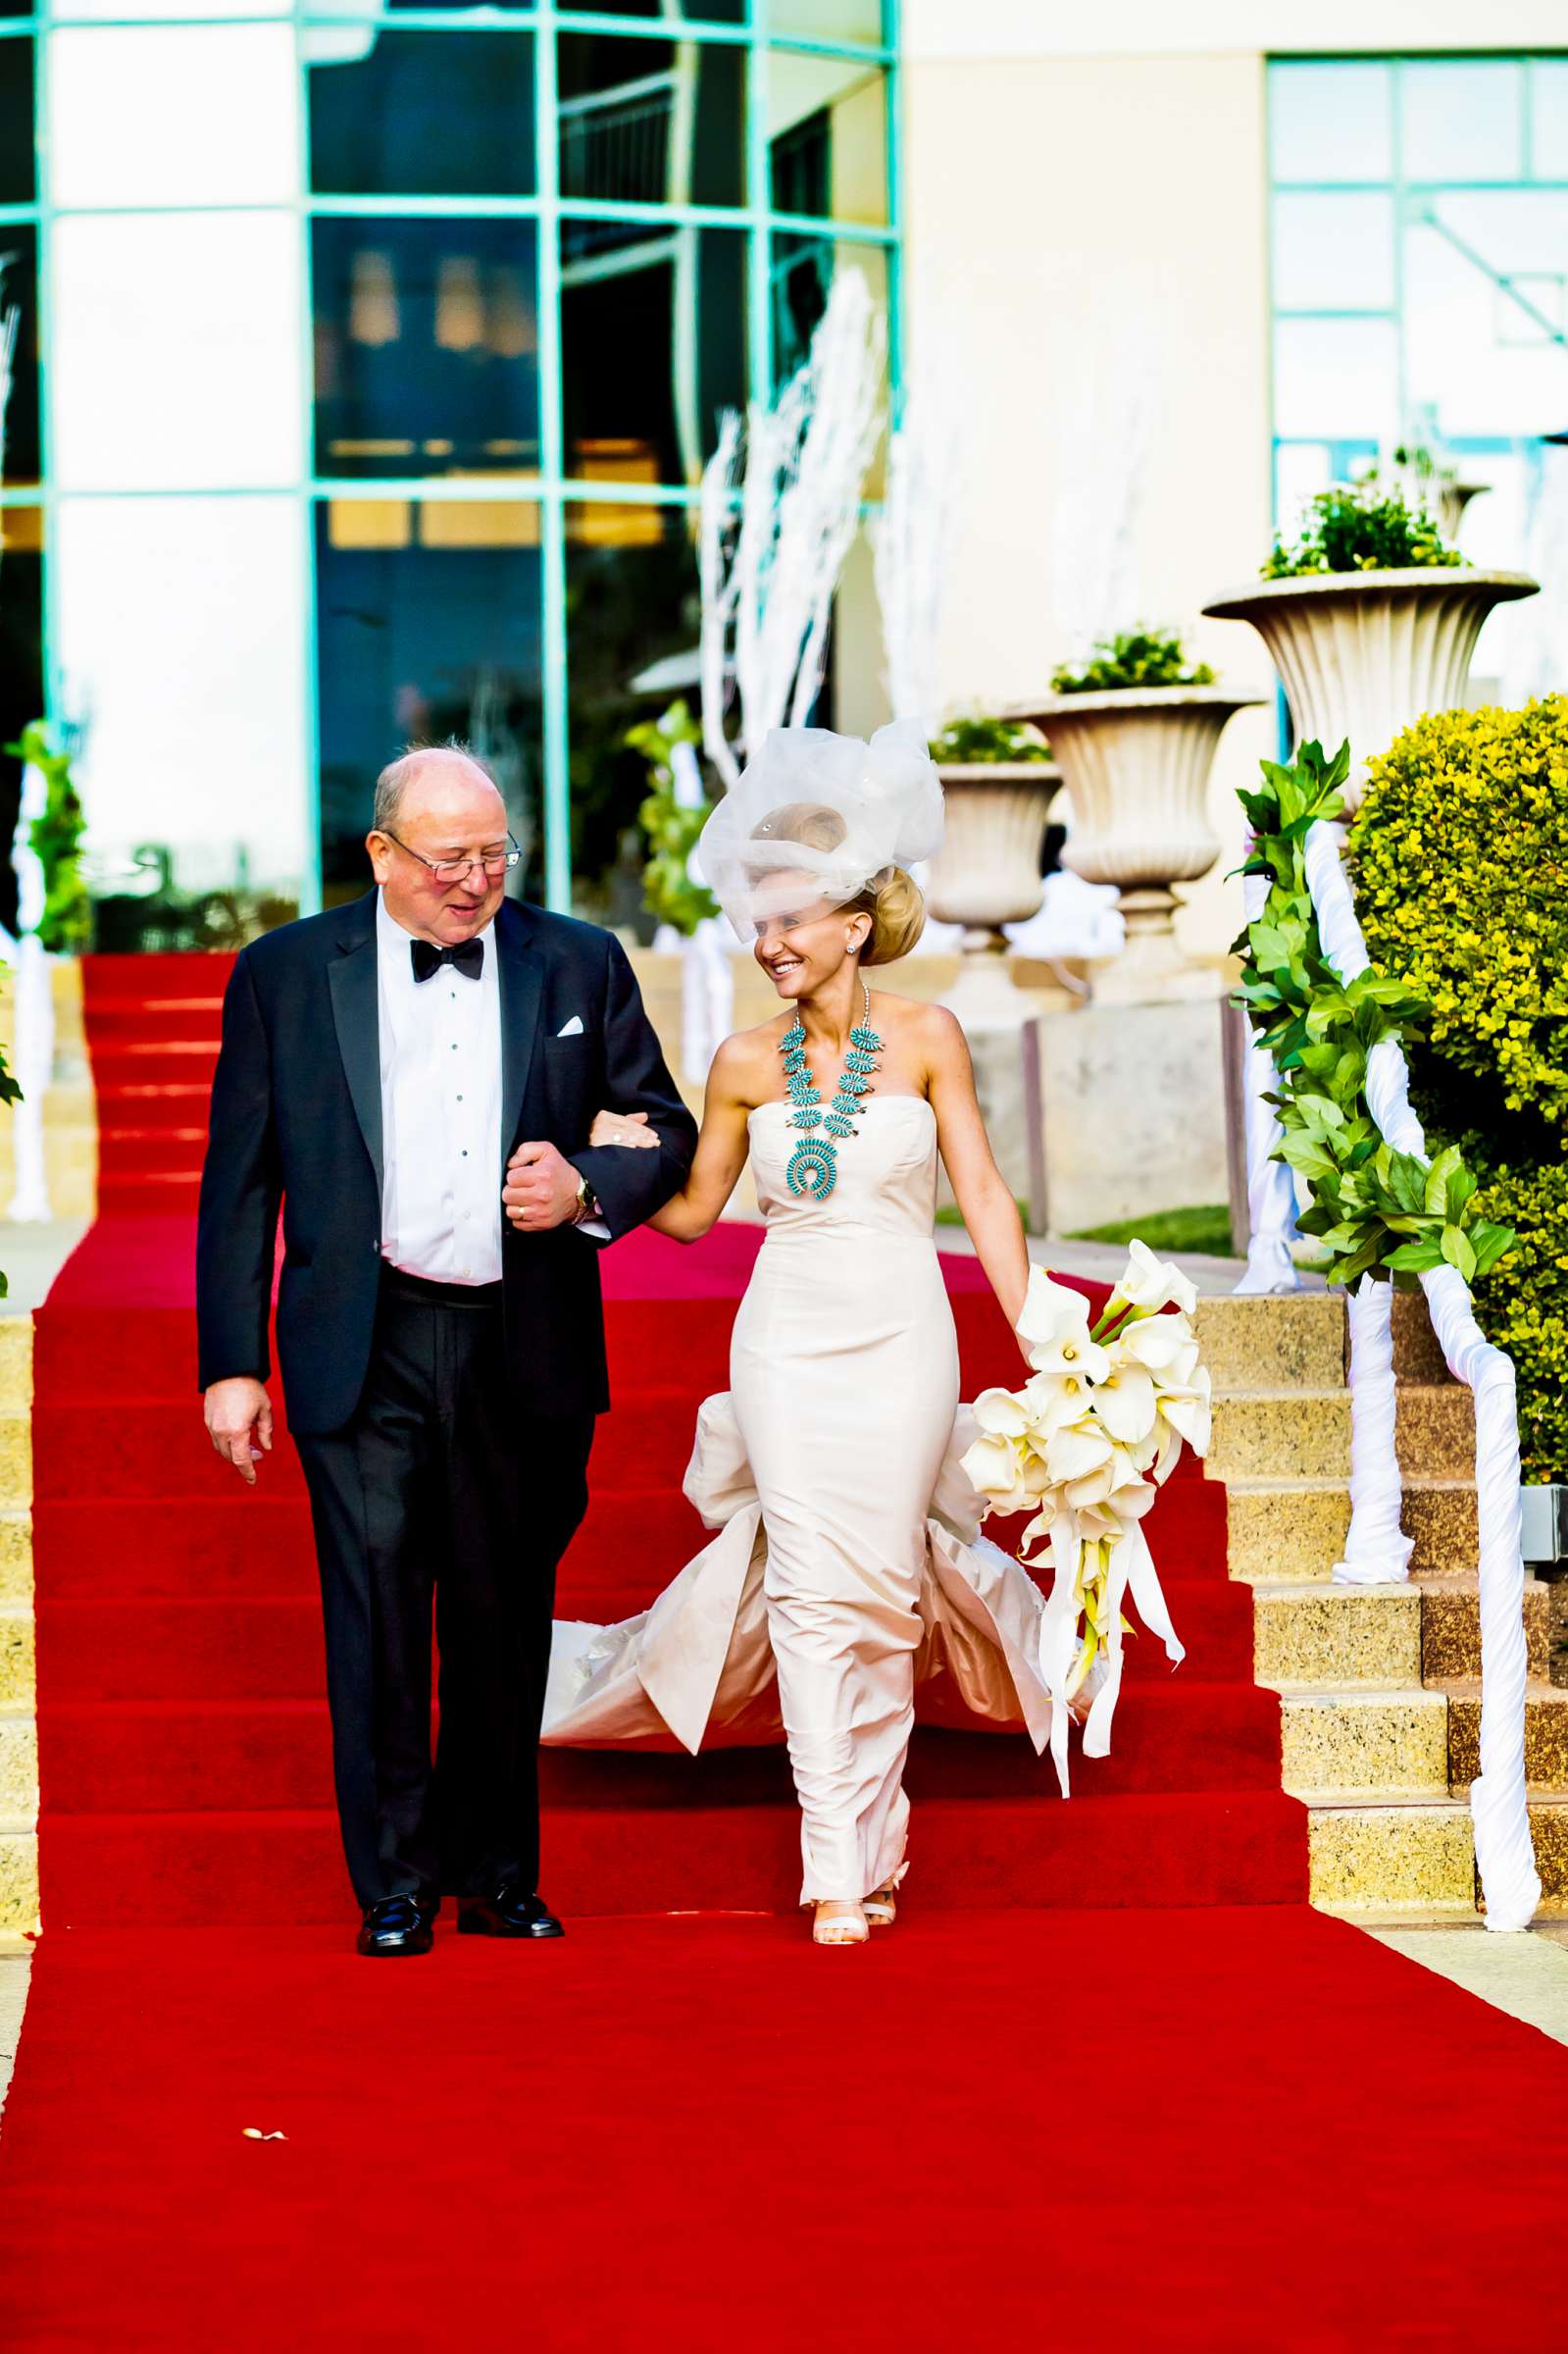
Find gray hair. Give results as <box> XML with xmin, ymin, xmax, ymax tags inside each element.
<box><xmin>373</xmin><ymin>740</ymin><xmax>500</xmax><ymax>835</ymax></box>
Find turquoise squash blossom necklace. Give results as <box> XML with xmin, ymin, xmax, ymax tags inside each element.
<box><xmin>781</xmin><ymin>982</ymin><xmax>885</xmax><ymax>1201</ymax></box>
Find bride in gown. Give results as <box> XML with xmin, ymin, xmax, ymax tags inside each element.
<box><xmin>542</xmin><ymin>722</ymin><xmax>1070</xmax><ymax>1946</ymax></box>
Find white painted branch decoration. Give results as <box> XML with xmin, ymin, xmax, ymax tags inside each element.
<box><xmin>1303</xmin><ymin>817</ymin><xmax>1539</xmax><ymax>1930</ymax></box>
<box><xmin>0</xmin><ymin>285</ymin><xmax>49</xmax><ymax>1221</ymax></box>
<box><xmin>872</xmin><ymin>377</ymin><xmax>960</xmax><ymax>730</ymax></box>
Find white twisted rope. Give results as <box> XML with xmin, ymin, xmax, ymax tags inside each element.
<box><xmin>1235</xmin><ymin>867</ymin><xmax>1303</xmax><ymax>1294</ymax></box>
<box><xmin>1304</xmin><ymin>819</ymin><xmax>1539</xmax><ymax>1929</ymax></box>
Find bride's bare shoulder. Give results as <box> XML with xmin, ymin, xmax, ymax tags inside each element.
<box><xmin>869</xmin><ymin>992</ymin><xmax>965</xmax><ymax>1050</ymax></box>
<box><xmin>709</xmin><ymin>1017</ymin><xmax>790</xmax><ymax>1099</ymax></box>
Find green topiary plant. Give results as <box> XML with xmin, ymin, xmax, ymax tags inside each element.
<box><xmin>1050</xmin><ymin>628</ymin><xmax>1215</xmax><ymax>694</ymax></box>
<box><xmin>1350</xmin><ymin>698</ymin><xmax>1568</xmax><ymax>1479</ymax></box>
<box><xmin>929</xmin><ymin>716</ymin><xmax>1052</xmax><ymax>764</ymax></box>
<box><xmin>628</xmin><ymin>699</ymin><xmax>719</xmax><ymax>939</ymax></box>
<box><xmin>1233</xmin><ymin>737</ymin><xmax>1512</xmax><ymax>1295</ymax></box>
<box><xmin>1263</xmin><ymin>481</ymin><xmax>1462</xmax><ymax>579</ymax></box>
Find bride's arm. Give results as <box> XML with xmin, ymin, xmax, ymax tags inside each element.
<box><xmin>607</xmin><ymin>1037</ymin><xmax>755</xmax><ymax>1243</ymax></box>
<box><xmin>923</xmin><ymin>1006</ymin><xmax>1032</xmax><ymax>1331</ymax></box>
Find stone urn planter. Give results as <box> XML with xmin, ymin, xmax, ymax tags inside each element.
<box><xmin>926</xmin><ymin>760</ymin><xmax>1063</xmax><ymax>1026</ymax></box>
<box><xmin>1202</xmin><ymin>568</ymin><xmax>1538</xmax><ymax>815</ymax></box>
<box><xmin>1004</xmin><ymin>688</ymin><xmax>1263</xmax><ymax>1004</ymax></box>
<box><xmin>1436</xmin><ymin>479</ymin><xmax>1489</xmax><ymax>546</ymax></box>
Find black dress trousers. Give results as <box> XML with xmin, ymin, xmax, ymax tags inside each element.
<box><xmin>293</xmin><ymin>1266</ymin><xmax>594</xmax><ymax>1909</ymax></box>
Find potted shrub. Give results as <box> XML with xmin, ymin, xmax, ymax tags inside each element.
<box><xmin>1204</xmin><ymin>482</ymin><xmax>1536</xmax><ymax>812</ymax></box>
<box><xmin>925</xmin><ymin>715</ymin><xmax>1062</xmax><ymax>1022</ymax></box>
<box><xmin>1008</xmin><ymin>631</ymin><xmax>1262</xmax><ymax>1004</ymax></box>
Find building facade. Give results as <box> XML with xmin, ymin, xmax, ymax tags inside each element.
<box><xmin>0</xmin><ymin>1</ymin><xmax>897</xmax><ymax>941</ymax></box>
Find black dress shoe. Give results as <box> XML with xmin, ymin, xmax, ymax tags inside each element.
<box><xmin>356</xmin><ymin>1891</ymin><xmax>438</xmax><ymax>1958</ymax></box>
<box><xmin>457</xmin><ymin>1886</ymin><xmax>565</xmax><ymax>1940</ymax></box>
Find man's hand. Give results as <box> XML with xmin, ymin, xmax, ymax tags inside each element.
<box><xmin>588</xmin><ymin>1108</ymin><xmax>657</xmax><ymax>1151</ymax></box>
<box><xmin>503</xmin><ymin>1139</ymin><xmax>584</xmax><ymax>1232</ymax></box>
<box><xmin>204</xmin><ymin>1377</ymin><xmax>274</xmax><ymax>1487</ymax></box>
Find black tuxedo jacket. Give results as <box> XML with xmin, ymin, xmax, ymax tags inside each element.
<box><xmin>195</xmin><ymin>891</ymin><xmax>698</xmax><ymax>1435</ymax></box>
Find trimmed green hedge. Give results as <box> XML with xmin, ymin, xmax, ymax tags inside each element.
<box><xmin>1350</xmin><ymin>698</ymin><xmax>1568</xmax><ymax>1480</ymax></box>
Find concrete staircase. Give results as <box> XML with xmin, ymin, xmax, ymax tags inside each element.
<box><xmin>1199</xmin><ymin>1288</ymin><xmax>1566</xmax><ymax>1919</ymax></box>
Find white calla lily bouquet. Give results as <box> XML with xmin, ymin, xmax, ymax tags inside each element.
<box><xmin>960</xmin><ymin>1243</ymin><xmax>1211</xmax><ymax>1792</ymax></box>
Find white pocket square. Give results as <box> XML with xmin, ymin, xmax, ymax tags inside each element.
<box><xmin>556</xmin><ymin>1015</ymin><xmax>585</xmax><ymax>1038</ymax></box>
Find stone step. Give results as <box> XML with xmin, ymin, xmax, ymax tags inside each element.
<box><xmin>1397</xmin><ymin>1384</ymin><xmax>1476</xmax><ymax>1479</ymax></box>
<box><xmin>1225</xmin><ymin>1478</ymin><xmax>1350</xmax><ymax>1582</ymax></box>
<box><xmin>0</xmin><ymin>1510</ymin><xmax>28</xmax><ymax>1606</ymax></box>
<box><xmin>1390</xmin><ymin>1289</ymin><xmax>1454</xmax><ymax>1387</ymax></box>
<box><xmin>1403</xmin><ymin>1479</ymin><xmax>1479</xmax><ymax>1578</ymax></box>
<box><xmin>0</xmin><ymin>1319</ymin><xmax>31</xmax><ymax>1417</ymax></box>
<box><xmin>1223</xmin><ymin>1476</ymin><xmax>1479</xmax><ymax>1585</ymax></box>
<box><xmin>0</xmin><ymin>1827</ymin><xmax>37</xmax><ymax>1934</ymax></box>
<box><xmin>1194</xmin><ymin>1293</ymin><xmax>1345</xmax><ymax>1394</ymax></box>
<box><xmin>1253</xmin><ymin>1582</ymin><xmax>1422</xmax><ymax>1690</ymax></box>
<box><xmin>1310</xmin><ymin>1795</ymin><xmax>1568</xmax><ymax>1918</ymax></box>
<box><xmin>0</xmin><ymin>1706</ymin><xmax>36</xmax><ymax>1820</ymax></box>
<box><xmin>1280</xmin><ymin>1687</ymin><xmax>1450</xmax><ymax>1799</ymax></box>
<box><xmin>1208</xmin><ymin>1391</ymin><xmax>1351</xmax><ymax>1482</ymax></box>
<box><xmin>0</xmin><ymin>1411</ymin><xmax>28</xmax><ymax>1513</ymax></box>
<box><xmin>0</xmin><ymin>1605</ymin><xmax>33</xmax><ymax>1708</ymax></box>
<box><xmin>1421</xmin><ymin>1577</ymin><xmax>1554</xmax><ymax>1684</ymax></box>
<box><xmin>1442</xmin><ymin>1681</ymin><xmax>1568</xmax><ymax>1792</ymax></box>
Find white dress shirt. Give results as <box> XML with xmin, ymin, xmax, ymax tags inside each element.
<box><xmin>377</xmin><ymin>891</ymin><xmax>503</xmax><ymax>1286</ymax></box>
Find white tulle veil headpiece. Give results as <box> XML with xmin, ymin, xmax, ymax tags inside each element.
<box><xmin>693</xmin><ymin>719</ymin><xmax>944</xmax><ymax>944</ymax></box>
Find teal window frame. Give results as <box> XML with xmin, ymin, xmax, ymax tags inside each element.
<box><xmin>1</xmin><ymin>2</ymin><xmax>901</xmax><ymax>922</ymax></box>
<box><xmin>1267</xmin><ymin>50</ymin><xmax>1568</xmax><ymax>534</ymax></box>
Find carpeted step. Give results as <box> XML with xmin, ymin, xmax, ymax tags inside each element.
<box><xmin>34</xmin><ymin>1592</ymin><xmax>1275</xmax><ymax>1765</ymax></box>
<box><xmin>32</xmin><ymin>1285</ymin><xmax>1039</xmax><ymax>1403</ymax></box>
<box><xmin>94</xmin><ymin>1081</ymin><xmax>214</xmax><ymax>1130</ymax></box>
<box><xmin>96</xmin><ymin>1171</ymin><xmax>206</xmax><ymax>1214</ymax></box>
<box><xmin>97</xmin><ymin>1129</ymin><xmax>209</xmax><ymax>1175</ymax></box>
<box><xmin>37</xmin><ymin>1786</ymin><xmax>1309</xmax><ymax>1925</ymax></box>
<box><xmin>31</xmin><ymin>1499</ymin><xmax>1243</xmax><ymax>1663</ymax></box>
<box><xmin>82</xmin><ymin>951</ymin><xmax>237</xmax><ymax>1001</ymax></box>
<box><xmin>38</xmin><ymin>1665</ymin><xmax>1280</xmax><ymax>1806</ymax></box>
<box><xmin>80</xmin><ymin>1002</ymin><xmax>226</xmax><ymax>1045</ymax></box>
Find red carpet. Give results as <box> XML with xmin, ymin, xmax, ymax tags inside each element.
<box><xmin>32</xmin><ymin>953</ymin><xmax>1299</xmax><ymax>1928</ymax></box>
<box><xmin>8</xmin><ymin>954</ymin><xmax>1560</xmax><ymax>2343</ymax></box>
<box><xmin>3</xmin><ymin>1909</ymin><xmax>1566</xmax><ymax>2349</ymax></box>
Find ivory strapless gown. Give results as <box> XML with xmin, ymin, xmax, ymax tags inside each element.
<box><xmin>542</xmin><ymin>1096</ymin><xmax>1057</xmax><ymax>1906</ymax></box>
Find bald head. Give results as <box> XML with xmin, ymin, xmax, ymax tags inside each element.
<box><xmin>368</xmin><ymin>741</ymin><xmax>512</xmax><ymax>947</ymax></box>
<box><xmin>373</xmin><ymin>742</ymin><xmax>503</xmax><ymax>839</ymax></box>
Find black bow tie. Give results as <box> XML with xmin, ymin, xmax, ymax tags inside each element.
<box><xmin>411</xmin><ymin>937</ymin><xmax>484</xmax><ymax>985</ymax></box>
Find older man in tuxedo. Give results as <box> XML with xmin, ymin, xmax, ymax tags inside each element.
<box><xmin>197</xmin><ymin>745</ymin><xmax>696</xmax><ymax>1955</ymax></box>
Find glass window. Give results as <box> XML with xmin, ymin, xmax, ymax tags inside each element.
<box><xmin>54</xmin><ymin>213</ymin><xmax>302</xmax><ymax>491</ymax></box>
<box><xmin>769</xmin><ymin>49</ymin><xmax>886</xmax><ymax>226</ymax></box>
<box><xmin>553</xmin><ymin>0</ymin><xmax>745</xmax><ymax>21</ymax></box>
<box><xmin>1272</xmin><ymin>316</ymin><xmax>1399</xmax><ymax>442</ymax></box>
<box><xmin>1272</xmin><ymin>192</ymin><xmax>1394</xmax><ymax>313</ymax></box>
<box><xmin>52</xmin><ymin>0</ymin><xmax>289</xmax><ymax>18</ymax></box>
<box><xmin>55</xmin><ymin>494</ymin><xmax>307</xmax><ymax>903</ymax></box>
<box><xmin>314</xmin><ymin>498</ymin><xmax>544</xmax><ymax>899</ymax></box>
<box><xmin>1269</xmin><ymin>63</ymin><xmax>1392</xmax><ymax>185</ymax></box>
<box><xmin>1529</xmin><ymin>62</ymin><xmax>1568</xmax><ymax>179</ymax></box>
<box><xmin>0</xmin><ymin>226</ymin><xmax>40</xmax><ymax>489</ymax></box>
<box><xmin>1401</xmin><ymin>62</ymin><xmax>1523</xmax><ymax>185</ymax></box>
<box><xmin>561</xmin><ymin>222</ymin><xmax>746</xmax><ymax>486</ymax></box>
<box><xmin>307</xmin><ymin>29</ymin><xmax>535</xmax><ymax>198</ymax></box>
<box><xmin>767</xmin><ymin>2</ymin><xmax>884</xmax><ymax>44</ymax></box>
<box><xmin>564</xmin><ymin>500</ymin><xmax>701</xmax><ymax>927</ymax></box>
<box><xmin>0</xmin><ymin>506</ymin><xmax>43</xmax><ymax>938</ymax></box>
<box><xmin>1403</xmin><ymin>195</ymin><xmax>1568</xmax><ymax>440</ymax></box>
<box><xmin>48</xmin><ymin>25</ymin><xmax>299</xmax><ymax>207</ymax></box>
<box><xmin>313</xmin><ymin>219</ymin><xmax>540</xmax><ymax>481</ymax></box>
<box><xmin>558</xmin><ymin>33</ymin><xmax>745</xmax><ymax>211</ymax></box>
<box><xmin>0</xmin><ymin>36</ymin><xmax>32</xmax><ymax>205</ymax></box>
<box><xmin>771</xmin><ymin>230</ymin><xmax>887</xmax><ymax>396</ymax></box>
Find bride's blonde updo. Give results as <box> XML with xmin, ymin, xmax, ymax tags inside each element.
<box><xmin>747</xmin><ymin>802</ymin><xmax>927</xmax><ymax>966</ymax></box>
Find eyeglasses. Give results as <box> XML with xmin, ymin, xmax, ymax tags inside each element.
<box><xmin>381</xmin><ymin>830</ymin><xmax>522</xmax><ymax>886</ymax></box>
